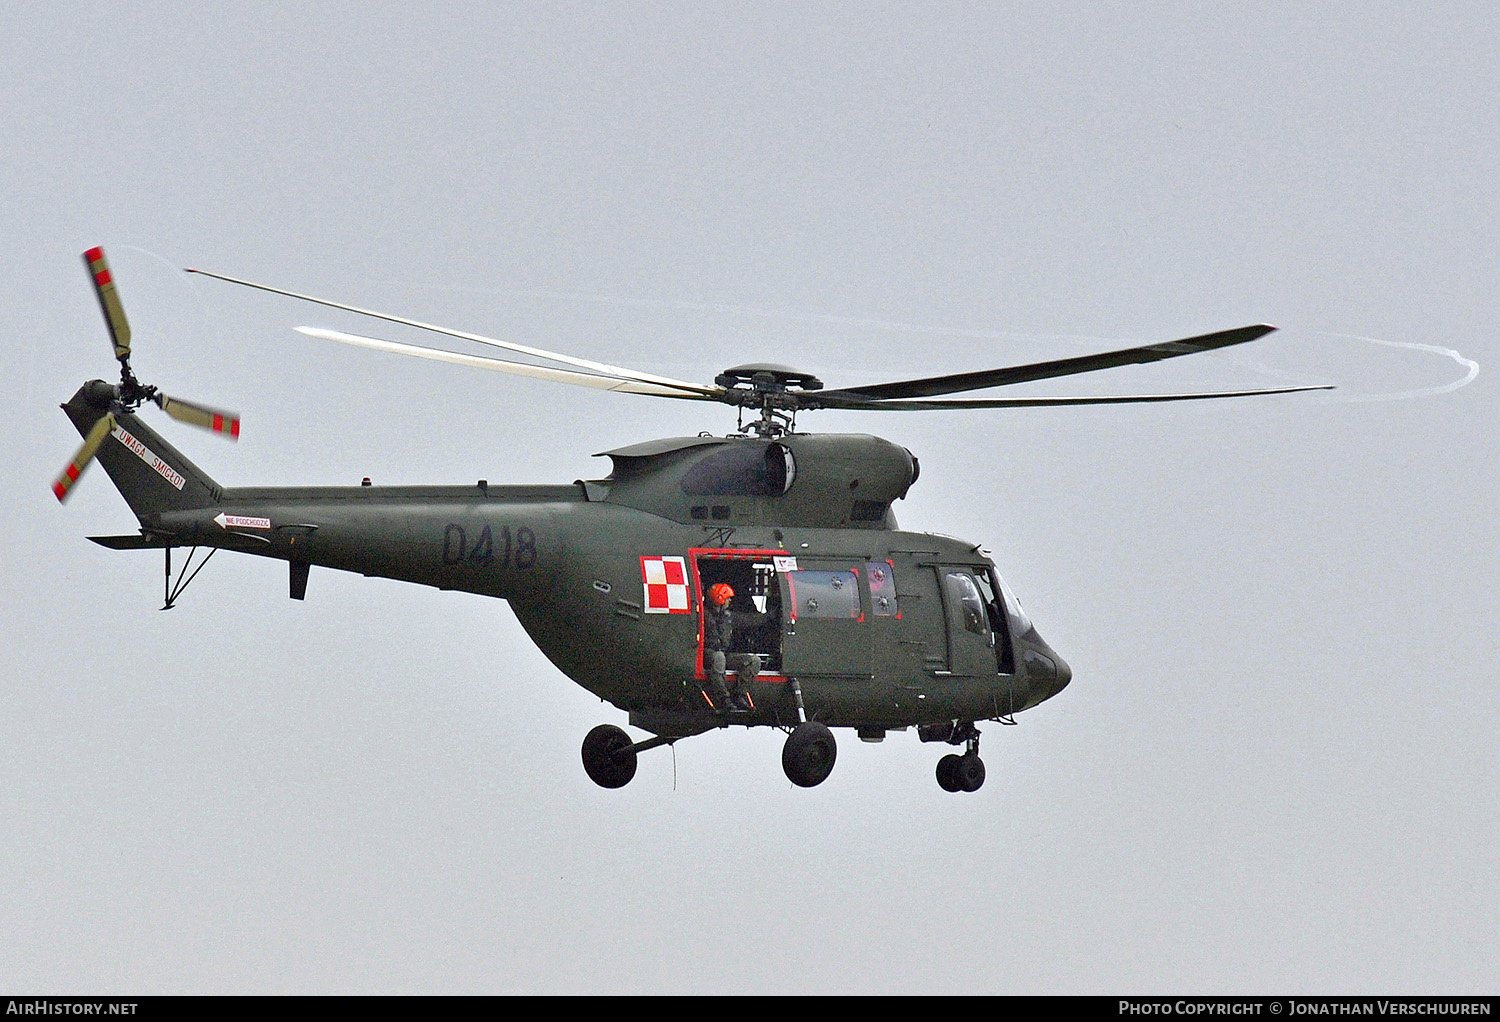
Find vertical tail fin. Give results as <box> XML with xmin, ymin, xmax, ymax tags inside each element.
<box><xmin>61</xmin><ymin>382</ymin><xmax>219</xmax><ymax>521</ymax></box>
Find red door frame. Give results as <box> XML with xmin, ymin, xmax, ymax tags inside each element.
<box><xmin>688</xmin><ymin>546</ymin><xmax>790</xmax><ymax>683</ymax></box>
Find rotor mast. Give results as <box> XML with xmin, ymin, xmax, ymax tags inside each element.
<box><xmin>714</xmin><ymin>364</ymin><xmax>823</xmax><ymax>438</ymax></box>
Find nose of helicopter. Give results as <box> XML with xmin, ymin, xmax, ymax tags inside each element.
<box><xmin>1022</xmin><ymin>641</ymin><xmax>1072</xmax><ymax>701</ymax></box>
<box><xmin>1052</xmin><ymin>652</ymin><xmax>1072</xmax><ymax>693</ymax></box>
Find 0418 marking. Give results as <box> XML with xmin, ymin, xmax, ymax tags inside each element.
<box><xmin>441</xmin><ymin>524</ymin><xmax>536</xmax><ymax>569</ymax></box>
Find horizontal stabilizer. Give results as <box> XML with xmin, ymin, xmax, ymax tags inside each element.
<box><xmin>89</xmin><ymin>533</ymin><xmax>175</xmax><ymax>550</ymax></box>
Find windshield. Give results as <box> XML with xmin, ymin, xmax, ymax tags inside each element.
<box><xmin>989</xmin><ymin>564</ymin><xmax>1032</xmax><ymax>638</ymax></box>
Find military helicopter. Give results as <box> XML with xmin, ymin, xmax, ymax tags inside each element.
<box><xmin>55</xmin><ymin>247</ymin><xmax>1331</xmax><ymax>791</ymax></box>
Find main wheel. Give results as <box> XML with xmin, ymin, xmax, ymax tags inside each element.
<box><xmin>955</xmin><ymin>752</ymin><xmax>985</xmax><ymax>792</ymax></box>
<box><xmin>782</xmin><ymin>721</ymin><xmax>837</xmax><ymax>788</ymax></box>
<box><xmin>581</xmin><ymin>724</ymin><xmax>637</xmax><ymax>789</ymax></box>
<box><xmin>936</xmin><ymin>753</ymin><xmax>963</xmax><ymax>792</ymax></box>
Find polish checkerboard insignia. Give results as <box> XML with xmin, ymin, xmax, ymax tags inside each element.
<box><xmin>641</xmin><ymin>555</ymin><xmax>690</xmax><ymax>614</ymax></box>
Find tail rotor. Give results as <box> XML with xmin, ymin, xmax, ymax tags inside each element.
<box><xmin>53</xmin><ymin>247</ymin><xmax>241</xmax><ymax>502</ymax></box>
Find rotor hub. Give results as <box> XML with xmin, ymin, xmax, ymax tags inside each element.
<box><xmin>714</xmin><ymin>364</ymin><xmax>823</xmax><ymax>394</ymax></box>
<box><xmin>714</xmin><ymin>364</ymin><xmax>823</xmax><ymax>437</ymax></box>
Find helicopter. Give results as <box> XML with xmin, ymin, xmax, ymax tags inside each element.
<box><xmin>55</xmin><ymin>247</ymin><xmax>1331</xmax><ymax>791</ymax></box>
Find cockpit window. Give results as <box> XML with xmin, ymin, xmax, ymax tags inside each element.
<box><xmin>681</xmin><ymin>443</ymin><xmax>796</xmax><ymax>496</ymax></box>
<box><xmin>992</xmin><ymin>568</ymin><xmax>1032</xmax><ymax>638</ymax></box>
<box><xmin>944</xmin><ymin>572</ymin><xmax>990</xmax><ymax>637</ymax></box>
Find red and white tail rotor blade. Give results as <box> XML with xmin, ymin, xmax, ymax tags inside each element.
<box><xmin>155</xmin><ymin>395</ymin><xmax>241</xmax><ymax>439</ymax></box>
<box><xmin>83</xmin><ymin>247</ymin><xmax>132</xmax><ymax>362</ymax></box>
<box><xmin>52</xmin><ymin>412</ymin><xmax>115</xmax><ymax>502</ymax></box>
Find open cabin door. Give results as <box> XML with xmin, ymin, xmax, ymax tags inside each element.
<box><xmin>779</xmin><ymin>559</ymin><xmax>874</xmax><ymax>678</ymax></box>
<box><xmin>691</xmin><ymin>549</ymin><xmax>785</xmax><ymax>677</ymax></box>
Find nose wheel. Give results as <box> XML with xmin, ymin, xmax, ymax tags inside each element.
<box><xmin>933</xmin><ymin>727</ymin><xmax>985</xmax><ymax>793</ymax></box>
<box><xmin>936</xmin><ymin>751</ymin><xmax>985</xmax><ymax>792</ymax></box>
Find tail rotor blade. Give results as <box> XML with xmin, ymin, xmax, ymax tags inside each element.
<box><xmin>156</xmin><ymin>395</ymin><xmax>241</xmax><ymax>440</ymax></box>
<box><xmin>53</xmin><ymin>412</ymin><xmax>116</xmax><ymax>502</ymax></box>
<box><xmin>83</xmin><ymin>247</ymin><xmax>132</xmax><ymax>362</ymax></box>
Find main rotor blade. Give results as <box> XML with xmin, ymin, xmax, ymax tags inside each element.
<box><xmin>53</xmin><ymin>412</ymin><xmax>116</xmax><ymax>502</ymax></box>
<box><xmin>155</xmin><ymin>395</ymin><xmax>241</xmax><ymax>439</ymax></box>
<box><xmin>83</xmin><ymin>247</ymin><xmax>131</xmax><ymax>361</ymax></box>
<box><xmin>186</xmin><ymin>266</ymin><xmax>722</xmax><ymax>398</ymax></box>
<box><xmin>815</xmin><ymin>382</ymin><xmax>1333</xmax><ymax>411</ymax></box>
<box><xmin>819</xmin><ymin>324</ymin><xmax>1280</xmax><ymax>402</ymax></box>
<box><xmin>295</xmin><ymin>327</ymin><xmax>717</xmax><ymax>399</ymax></box>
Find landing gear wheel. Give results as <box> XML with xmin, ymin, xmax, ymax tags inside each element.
<box><xmin>936</xmin><ymin>753</ymin><xmax>963</xmax><ymax>792</ymax></box>
<box><xmin>955</xmin><ymin>752</ymin><xmax>986</xmax><ymax>792</ymax></box>
<box><xmin>782</xmin><ymin>721</ymin><xmax>837</xmax><ymax>788</ymax></box>
<box><xmin>581</xmin><ymin>724</ymin><xmax>637</xmax><ymax>789</ymax></box>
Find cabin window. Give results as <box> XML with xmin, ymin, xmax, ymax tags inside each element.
<box><xmin>869</xmin><ymin>561</ymin><xmax>898</xmax><ymax>617</ymax></box>
<box><xmin>787</xmin><ymin>569</ymin><xmax>861</xmax><ymax>620</ymax></box>
<box><xmin>681</xmin><ymin>443</ymin><xmax>796</xmax><ymax>496</ymax></box>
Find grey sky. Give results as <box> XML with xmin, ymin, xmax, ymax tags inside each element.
<box><xmin>2</xmin><ymin>2</ymin><xmax>1494</xmax><ymax>994</ymax></box>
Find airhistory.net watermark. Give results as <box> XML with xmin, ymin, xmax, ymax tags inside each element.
<box><xmin>6</xmin><ymin>1003</ymin><xmax>138</xmax><ymax>1016</ymax></box>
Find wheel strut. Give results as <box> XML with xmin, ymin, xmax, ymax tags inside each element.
<box><xmin>625</xmin><ymin>734</ymin><xmax>675</xmax><ymax>756</ymax></box>
<box><xmin>788</xmin><ymin>676</ymin><xmax>808</xmax><ymax>723</ymax></box>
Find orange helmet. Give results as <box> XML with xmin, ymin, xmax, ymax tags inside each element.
<box><xmin>708</xmin><ymin>583</ymin><xmax>735</xmax><ymax>606</ymax></box>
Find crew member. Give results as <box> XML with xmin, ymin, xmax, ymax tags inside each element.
<box><xmin>704</xmin><ymin>582</ymin><xmax>764</xmax><ymax>713</ymax></box>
